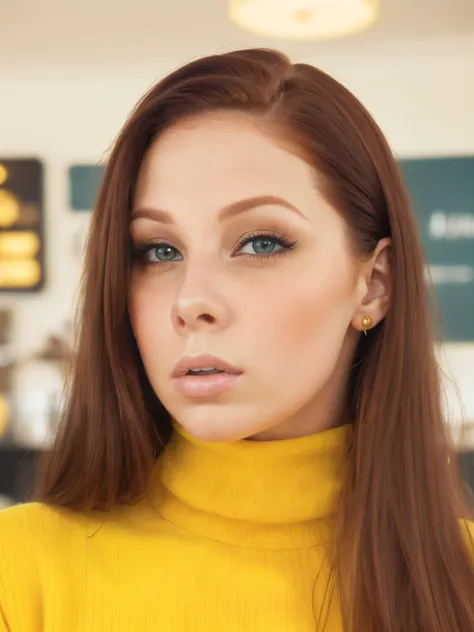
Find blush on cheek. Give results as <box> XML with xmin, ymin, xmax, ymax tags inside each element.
<box><xmin>268</xmin><ymin>276</ymin><xmax>355</xmax><ymax>373</ymax></box>
<box><xmin>278</xmin><ymin>306</ymin><xmax>351</xmax><ymax>405</ymax></box>
<box><xmin>277</xmin><ymin>269</ymin><xmax>353</xmax><ymax>334</ymax></box>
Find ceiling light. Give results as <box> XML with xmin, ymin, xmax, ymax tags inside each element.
<box><xmin>229</xmin><ymin>0</ymin><xmax>380</xmax><ymax>40</ymax></box>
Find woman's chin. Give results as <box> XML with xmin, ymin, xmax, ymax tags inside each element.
<box><xmin>175</xmin><ymin>410</ymin><xmax>270</xmax><ymax>443</ymax></box>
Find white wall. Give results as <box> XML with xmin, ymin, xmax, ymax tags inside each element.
<box><xmin>0</xmin><ymin>39</ymin><xmax>473</xmax><ymax>439</ymax></box>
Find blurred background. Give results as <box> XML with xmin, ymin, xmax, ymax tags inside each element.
<box><xmin>0</xmin><ymin>0</ymin><xmax>473</xmax><ymax>508</ymax></box>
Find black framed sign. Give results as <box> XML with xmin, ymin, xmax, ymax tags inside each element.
<box><xmin>0</xmin><ymin>159</ymin><xmax>45</xmax><ymax>292</ymax></box>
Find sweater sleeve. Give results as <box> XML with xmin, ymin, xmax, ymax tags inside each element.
<box><xmin>0</xmin><ymin>504</ymin><xmax>46</xmax><ymax>632</ymax></box>
<box><xmin>1</xmin><ymin>502</ymin><xmax>94</xmax><ymax>632</ymax></box>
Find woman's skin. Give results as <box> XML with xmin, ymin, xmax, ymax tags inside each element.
<box><xmin>128</xmin><ymin>111</ymin><xmax>390</xmax><ymax>442</ymax></box>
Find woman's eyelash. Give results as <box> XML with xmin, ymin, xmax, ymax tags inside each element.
<box><xmin>235</xmin><ymin>231</ymin><xmax>297</xmax><ymax>252</ymax></box>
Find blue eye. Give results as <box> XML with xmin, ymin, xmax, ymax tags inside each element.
<box><xmin>237</xmin><ymin>232</ymin><xmax>297</xmax><ymax>257</ymax></box>
<box><xmin>143</xmin><ymin>244</ymin><xmax>183</xmax><ymax>263</ymax></box>
<box><xmin>239</xmin><ymin>237</ymin><xmax>283</xmax><ymax>255</ymax></box>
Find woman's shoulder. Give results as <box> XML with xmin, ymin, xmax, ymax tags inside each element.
<box><xmin>0</xmin><ymin>500</ymin><xmax>71</xmax><ymax>526</ymax></box>
<box><xmin>0</xmin><ymin>501</ymin><xmax>104</xmax><ymax>584</ymax></box>
<box><xmin>0</xmin><ymin>502</ymin><xmax>95</xmax><ymax>582</ymax></box>
<box><xmin>0</xmin><ymin>502</ymin><xmax>106</xmax><ymax>627</ymax></box>
<box><xmin>0</xmin><ymin>501</ymin><xmax>92</xmax><ymax>542</ymax></box>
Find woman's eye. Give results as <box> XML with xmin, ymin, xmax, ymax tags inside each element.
<box><xmin>144</xmin><ymin>244</ymin><xmax>183</xmax><ymax>263</ymax></box>
<box><xmin>238</xmin><ymin>236</ymin><xmax>289</xmax><ymax>256</ymax></box>
<box><xmin>135</xmin><ymin>233</ymin><xmax>296</xmax><ymax>264</ymax></box>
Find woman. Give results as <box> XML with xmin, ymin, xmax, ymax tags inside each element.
<box><xmin>1</xmin><ymin>48</ymin><xmax>473</xmax><ymax>632</ymax></box>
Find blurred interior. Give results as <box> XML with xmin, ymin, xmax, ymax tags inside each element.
<box><xmin>0</xmin><ymin>0</ymin><xmax>473</xmax><ymax>508</ymax></box>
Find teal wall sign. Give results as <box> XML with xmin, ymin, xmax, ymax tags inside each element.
<box><xmin>399</xmin><ymin>156</ymin><xmax>474</xmax><ymax>342</ymax></box>
<box><xmin>69</xmin><ymin>165</ymin><xmax>104</xmax><ymax>211</ymax></box>
<box><xmin>68</xmin><ymin>157</ymin><xmax>474</xmax><ymax>341</ymax></box>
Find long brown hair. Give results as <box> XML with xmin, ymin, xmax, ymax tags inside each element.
<box><xmin>37</xmin><ymin>49</ymin><xmax>474</xmax><ymax>630</ymax></box>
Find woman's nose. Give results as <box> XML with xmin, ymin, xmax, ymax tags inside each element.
<box><xmin>171</xmin><ymin>278</ymin><xmax>231</xmax><ymax>335</ymax></box>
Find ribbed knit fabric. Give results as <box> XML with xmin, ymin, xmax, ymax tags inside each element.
<box><xmin>0</xmin><ymin>423</ymin><xmax>348</xmax><ymax>631</ymax></box>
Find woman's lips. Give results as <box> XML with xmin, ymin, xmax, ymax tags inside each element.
<box><xmin>172</xmin><ymin>371</ymin><xmax>243</xmax><ymax>398</ymax></box>
<box><xmin>171</xmin><ymin>353</ymin><xmax>242</xmax><ymax>379</ymax></box>
<box><xmin>170</xmin><ymin>353</ymin><xmax>243</xmax><ymax>398</ymax></box>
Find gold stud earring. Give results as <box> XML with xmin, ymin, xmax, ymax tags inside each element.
<box><xmin>361</xmin><ymin>315</ymin><xmax>372</xmax><ymax>336</ymax></box>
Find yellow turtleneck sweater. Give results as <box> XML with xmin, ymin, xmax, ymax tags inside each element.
<box><xmin>0</xmin><ymin>423</ymin><xmax>347</xmax><ymax>630</ymax></box>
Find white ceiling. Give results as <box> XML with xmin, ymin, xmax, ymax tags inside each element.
<box><xmin>1</xmin><ymin>0</ymin><xmax>474</xmax><ymax>70</ymax></box>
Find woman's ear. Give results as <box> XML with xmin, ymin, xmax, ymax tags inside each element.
<box><xmin>351</xmin><ymin>238</ymin><xmax>392</xmax><ymax>333</ymax></box>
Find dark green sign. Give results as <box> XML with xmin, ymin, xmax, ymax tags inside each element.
<box><xmin>69</xmin><ymin>165</ymin><xmax>104</xmax><ymax>211</ymax></box>
<box><xmin>68</xmin><ymin>157</ymin><xmax>474</xmax><ymax>341</ymax></box>
<box><xmin>400</xmin><ymin>157</ymin><xmax>474</xmax><ymax>342</ymax></box>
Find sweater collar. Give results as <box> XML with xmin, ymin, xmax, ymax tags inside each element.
<box><xmin>149</xmin><ymin>422</ymin><xmax>351</xmax><ymax>550</ymax></box>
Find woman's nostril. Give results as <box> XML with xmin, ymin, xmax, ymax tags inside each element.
<box><xmin>198</xmin><ymin>313</ymin><xmax>215</xmax><ymax>324</ymax></box>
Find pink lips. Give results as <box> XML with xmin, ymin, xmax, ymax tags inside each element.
<box><xmin>171</xmin><ymin>354</ymin><xmax>243</xmax><ymax>398</ymax></box>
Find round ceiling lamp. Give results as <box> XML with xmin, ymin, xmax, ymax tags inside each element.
<box><xmin>229</xmin><ymin>0</ymin><xmax>380</xmax><ymax>41</ymax></box>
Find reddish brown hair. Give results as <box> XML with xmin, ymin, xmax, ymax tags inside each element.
<box><xmin>37</xmin><ymin>49</ymin><xmax>474</xmax><ymax>630</ymax></box>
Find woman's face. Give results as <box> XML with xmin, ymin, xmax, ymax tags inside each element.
<box><xmin>128</xmin><ymin>112</ymin><xmax>372</xmax><ymax>442</ymax></box>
